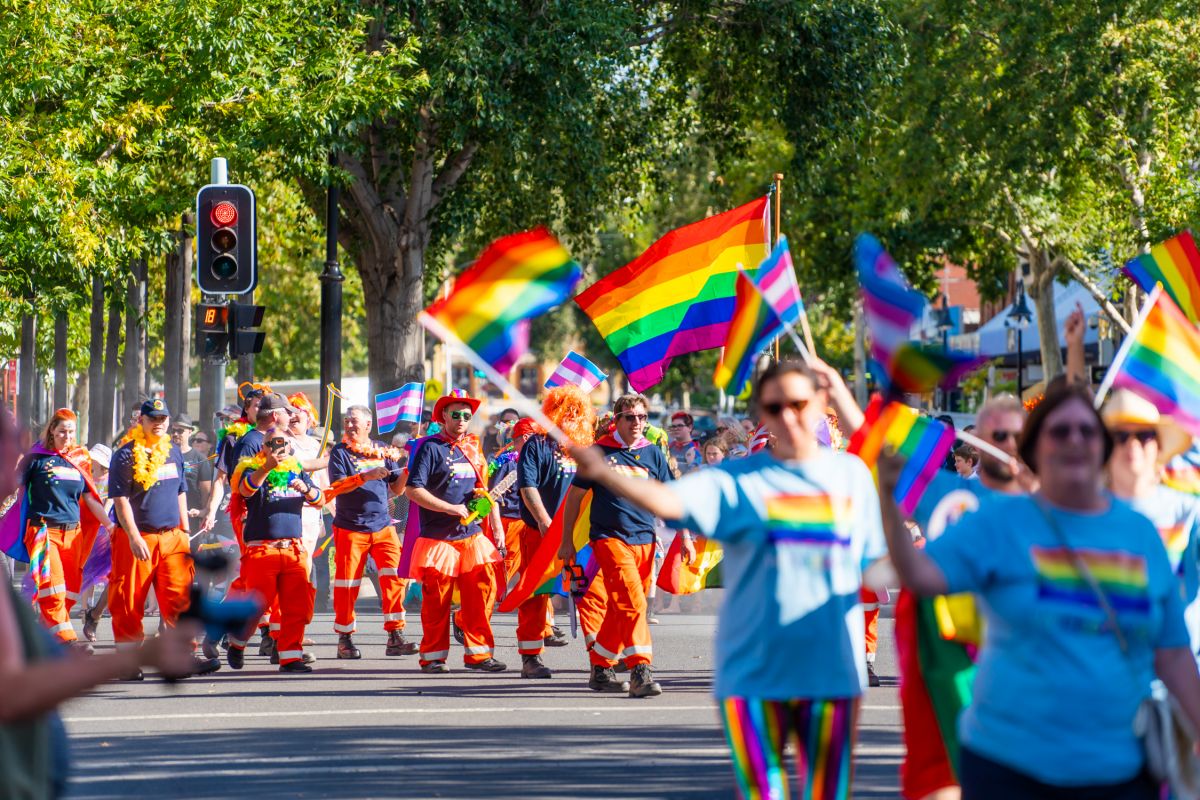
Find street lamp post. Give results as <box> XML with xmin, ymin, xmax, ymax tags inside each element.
<box><xmin>1006</xmin><ymin>279</ymin><xmax>1033</xmax><ymax>398</ymax></box>
<box><xmin>935</xmin><ymin>293</ymin><xmax>953</xmax><ymax>410</ymax></box>
<box><xmin>320</xmin><ymin>152</ymin><xmax>344</xmax><ymax>426</ymax></box>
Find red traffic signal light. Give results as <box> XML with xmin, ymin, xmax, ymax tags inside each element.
<box><xmin>195</xmin><ymin>184</ymin><xmax>256</xmax><ymax>295</ymax></box>
<box><xmin>210</xmin><ymin>201</ymin><xmax>238</xmax><ymax>227</ymax></box>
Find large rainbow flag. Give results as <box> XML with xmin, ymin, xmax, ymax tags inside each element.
<box><xmin>855</xmin><ymin>234</ymin><xmax>987</xmax><ymax>395</ymax></box>
<box><xmin>657</xmin><ymin>535</ymin><xmax>723</xmax><ymax>594</ymax></box>
<box><xmin>498</xmin><ymin>493</ymin><xmax>592</xmax><ymax>613</ymax></box>
<box><xmin>1109</xmin><ymin>287</ymin><xmax>1200</xmax><ymax>436</ymax></box>
<box><xmin>848</xmin><ymin>395</ymin><xmax>956</xmax><ymax>515</ymax></box>
<box><xmin>713</xmin><ymin>237</ymin><xmax>803</xmax><ymax>394</ymax></box>
<box><xmin>1122</xmin><ymin>231</ymin><xmax>1200</xmax><ymax>324</ymax></box>
<box><xmin>424</xmin><ymin>228</ymin><xmax>581</xmax><ymax>373</ymax></box>
<box><xmin>576</xmin><ymin>197</ymin><xmax>770</xmax><ymax>392</ymax></box>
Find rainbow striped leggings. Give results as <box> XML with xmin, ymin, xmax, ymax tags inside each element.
<box><xmin>719</xmin><ymin>696</ymin><xmax>858</xmax><ymax>800</ymax></box>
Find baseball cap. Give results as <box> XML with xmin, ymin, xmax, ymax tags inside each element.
<box><xmin>258</xmin><ymin>393</ymin><xmax>290</xmax><ymax>413</ymax></box>
<box><xmin>140</xmin><ymin>398</ymin><xmax>170</xmax><ymax>418</ymax></box>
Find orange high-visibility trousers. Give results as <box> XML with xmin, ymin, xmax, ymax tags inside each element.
<box><xmin>512</xmin><ymin>521</ymin><xmax>552</xmax><ymax>655</ymax></box>
<box><xmin>502</xmin><ymin>518</ymin><xmax>522</xmax><ymax>583</ymax></box>
<box><xmin>333</xmin><ymin>525</ymin><xmax>405</xmax><ymax>634</ymax></box>
<box><xmin>24</xmin><ymin>522</ymin><xmax>82</xmax><ymax>642</ymax></box>
<box><xmin>587</xmin><ymin>538</ymin><xmax>654</xmax><ymax>668</ymax></box>
<box><xmin>862</xmin><ymin>588</ymin><xmax>880</xmax><ymax>659</ymax></box>
<box><xmin>109</xmin><ymin>527</ymin><xmax>193</xmax><ymax>645</ymax></box>
<box><xmin>229</xmin><ymin>540</ymin><xmax>312</xmax><ymax>665</ymax></box>
<box><xmin>413</xmin><ymin>535</ymin><xmax>499</xmax><ymax>666</ymax></box>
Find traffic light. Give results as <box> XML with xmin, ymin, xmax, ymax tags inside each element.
<box><xmin>195</xmin><ymin>303</ymin><xmax>230</xmax><ymax>360</ymax></box>
<box><xmin>228</xmin><ymin>303</ymin><xmax>266</xmax><ymax>357</ymax></box>
<box><xmin>195</xmin><ymin>184</ymin><xmax>257</xmax><ymax>295</ymax></box>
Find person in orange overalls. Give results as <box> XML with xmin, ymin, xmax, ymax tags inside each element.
<box><xmin>108</xmin><ymin>399</ymin><xmax>194</xmax><ymax>680</ymax></box>
<box><xmin>561</xmin><ymin>393</ymin><xmax>673</xmax><ymax>697</ymax></box>
<box><xmin>226</xmin><ymin>418</ymin><xmax>325</xmax><ymax>673</ymax></box>
<box><xmin>405</xmin><ymin>389</ymin><xmax>506</xmax><ymax>673</ymax></box>
<box><xmin>327</xmin><ymin>405</ymin><xmax>414</xmax><ymax>659</ymax></box>
<box><xmin>13</xmin><ymin>409</ymin><xmax>107</xmax><ymax>649</ymax></box>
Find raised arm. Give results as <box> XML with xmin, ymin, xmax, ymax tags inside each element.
<box><xmin>877</xmin><ymin>451</ymin><xmax>949</xmax><ymax>596</ymax></box>
<box><xmin>566</xmin><ymin>444</ymin><xmax>685</xmax><ymax>521</ymax></box>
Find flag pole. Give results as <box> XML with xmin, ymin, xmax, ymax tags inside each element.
<box><xmin>419</xmin><ymin>312</ymin><xmax>571</xmax><ymax>445</ymax></box>
<box><xmin>772</xmin><ymin>173</ymin><xmax>782</xmax><ymax>362</ymax></box>
<box><xmin>1093</xmin><ymin>283</ymin><xmax>1161</xmax><ymax>409</ymax></box>
<box><xmin>956</xmin><ymin>429</ymin><xmax>1016</xmax><ymax>466</ymax></box>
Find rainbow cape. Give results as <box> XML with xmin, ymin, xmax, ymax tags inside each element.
<box><xmin>576</xmin><ymin>197</ymin><xmax>770</xmax><ymax>392</ymax></box>
<box><xmin>714</xmin><ymin>237</ymin><xmax>803</xmax><ymax>394</ymax></box>
<box><xmin>424</xmin><ymin>228</ymin><xmax>581</xmax><ymax>373</ymax></box>
<box><xmin>1109</xmin><ymin>287</ymin><xmax>1200</xmax><ymax>436</ymax></box>
<box><xmin>855</xmin><ymin>234</ymin><xmax>986</xmax><ymax>395</ymax></box>
<box><xmin>1122</xmin><ymin>231</ymin><xmax>1200</xmax><ymax>324</ymax></box>
<box><xmin>657</xmin><ymin>535</ymin><xmax>723</xmax><ymax>595</ymax></box>
<box><xmin>0</xmin><ymin>444</ymin><xmax>107</xmax><ymax>564</ymax></box>
<box><xmin>848</xmin><ymin>395</ymin><xmax>956</xmax><ymax>515</ymax></box>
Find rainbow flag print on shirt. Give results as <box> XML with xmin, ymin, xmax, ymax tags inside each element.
<box><xmin>450</xmin><ymin>462</ymin><xmax>477</xmax><ymax>481</ymax></box>
<box><xmin>1160</xmin><ymin>524</ymin><xmax>1188</xmax><ymax>576</ymax></box>
<box><xmin>764</xmin><ymin>494</ymin><xmax>853</xmax><ymax>546</ymax></box>
<box><xmin>610</xmin><ymin>463</ymin><xmax>650</xmax><ymax>480</ymax></box>
<box><xmin>1030</xmin><ymin>547</ymin><xmax>1150</xmax><ymax>615</ymax></box>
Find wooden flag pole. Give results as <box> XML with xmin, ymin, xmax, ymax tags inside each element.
<box><xmin>772</xmin><ymin>174</ymin><xmax>782</xmax><ymax>361</ymax></box>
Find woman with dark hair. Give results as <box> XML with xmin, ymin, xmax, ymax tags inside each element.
<box><xmin>0</xmin><ymin>410</ymin><xmax>108</xmax><ymax>648</ymax></box>
<box><xmin>880</xmin><ymin>381</ymin><xmax>1200</xmax><ymax>798</ymax></box>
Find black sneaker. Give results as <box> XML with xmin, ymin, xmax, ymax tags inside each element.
<box><xmin>451</xmin><ymin>617</ymin><xmax>466</xmax><ymax>646</ymax></box>
<box><xmin>543</xmin><ymin>627</ymin><xmax>569</xmax><ymax>648</ymax></box>
<box><xmin>385</xmin><ymin>630</ymin><xmax>419</xmax><ymax>656</ymax></box>
<box><xmin>337</xmin><ymin>634</ymin><xmax>361</xmax><ymax>660</ymax></box>
<box><xmin>119</xmin><ymin>668</ymin><xmax>145</xmax><ymax>682</ymax></box>
<box><xmin>615</xmin><ymin>661</ymin><xmax>630</xmax><ymax>673</ymax></box>
<box><xmin>628</xmin><ymin>664</ymin><xmax>662</xmax><ymax>698</ymax></box>
<box><xmin>421</xmin><ymin>660</ymin><xmax>450</xmax><ymax>674</ymax></box>
<box><xmin>201</xmin><ymin>637</ymin><xmax>219</xmax><ymax>661</ymax></box>
<box><xmin>269</xmin><ymin>646</ymin><xmax>280</xmax><ymax>665</ymax></box>
<box><xmin>280</xmin><ymin>661</ymin><xmax>313</xmax><ymax>674</ymax></box>
<box><xmin>867</xmin><ymin>662</ymin><xmax>881</xmax><ymax>688</ymax></box>
<box><xmin>82</xmin><ymin>615</ymin><xmax>99</xmax><ymax>643</ymax></box>
<box><xmin>257</xmin><ymin>627</ymin><xmax>272</xmax><ymax>655</ymax></box>
<box><xmin>227</xmin><ymin>647</ymin><xmax>244</xmax><ymax>670</ymax></box>
<box><xmin>521</xmin><ymin>654</ymin><xmax>552</xmax><ymax>679</ymax></box>
<box><xmin>464</xmin><ymin>657</ymin><xmax>507</xmax><ymax>673</ymax></box>
<box><xmin>262</xmin><ymin>636</ymin><xmax>277</xmax><ymax>662</ymax></box>
<box><xmin>589</xmin><ymin>665</ymin><xmax>629</xmax><ymax>693</ymax></box>
<box><xmin>302</xmin><ymin>650</ymin><xmax>317</xmax><ymax>664</ymax></box>
<box><xmin>194</xmin><ymin>656</ymin><xmax>221</xmax><ymax>676</ymax></box>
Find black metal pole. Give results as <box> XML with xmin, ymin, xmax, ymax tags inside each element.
<box><xmin>320</xmin><ymin>152</ymin><xmax>344</xmax><ymax>429</ymax></box>
<box><xmin>1016</xmin><ymin>329</ymin><xmax>1024</xmax><ymax>398</ymax></box>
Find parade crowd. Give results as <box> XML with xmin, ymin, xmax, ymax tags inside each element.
<box><xmin>6</xmin><ymin>311</ymin><xmax>1200</xmax><ymax>800</ymax></box>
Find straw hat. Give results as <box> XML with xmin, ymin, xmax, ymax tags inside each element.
<box><xmin>1100</xmin><ymin>389</ymin><xmax>1192</xmax><ymax>464</ymax></box>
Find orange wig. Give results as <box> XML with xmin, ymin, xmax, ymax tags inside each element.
<box><xmin>543</xmin><ymin>385</ymin><xmax>596</xmax><ymax>448</ymax></box>
<box><xmin>41</xmin><ymin>408</ymin><xmax>77</xmax><ymax>450</ymax></box>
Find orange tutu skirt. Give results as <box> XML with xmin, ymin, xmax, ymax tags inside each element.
<box><xmin>410</xmin><ymin>533</ymin><xmax>501</xmax><ymax>580</ymax></box>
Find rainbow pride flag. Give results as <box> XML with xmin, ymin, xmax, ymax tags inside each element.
<box><xmin>855</xmin><ymin>234</ymin><xmax>987</xmax><ymax>395</ymax></box>
<box><xmin>848</xmin><ymin>394</ymin><xmax>956</xmax><ymax>515</ymax></box>
<box><xmin>498</xmin><ymin>493</ymin><xmax>592</xmax><ymax>613</ymax></box>
<box><xmin>1109</xmin><ymin>287</ymin><xmax>1200</xmax><ymax>436</ymax></box>
<box><xmin>714</xmin><ymin>237</ymin><xmax>803</xmax><ymax>394</ymax></box>
<box><xmin>1031</xmin><ymin>546</ymin><xmax>1150</xmax><ymax>614</ymax></box>
<box><xmin>1122</xmin><ymin>231</ymin><xmax>1200</xmax><ymax>324</ymax></box>
<box><xmin>576</xmin><ymin>197</ymin><xmax>770</xmax><ymax>392</ymax></box>
<box><xmin>764</xmin><ymin>494</ymin><xmax>853</xmax><ymax>545</ymax></box>
<box><xmin>28</xmin><ymin>523</ymin><xmax>50</xmax><ymax>581</ymax></box>
<box><xmin>424</xmin><ymin>228</ymin><xmax>581</xmax><ymax>373</ymax></box>
<box><xmin>657</xmin><ymin>535</ymin><xmax>723</xmax><ymax>594</ymax></box>
<box><xmin>1164</xmin><ymin>446</ymin><xmax>1200</xmax><ymax>495</ymax></box>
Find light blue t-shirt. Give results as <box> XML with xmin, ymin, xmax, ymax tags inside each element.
<box><xmin>927</xmin><ymin>493</ymin><xmax>1189</xmax><ymax>786</ymax></box>
<box><xmin>667</xmin><ymin>450</ymin><xmax>886</xmax><ymax>700</ymax></box>
<box><xmin>912</xmin><ymin>470</ymin><xmax>998</xmax><ymax>533</ymax></box>
<box><xmin>1129</xmin><ymin>485</ymin><xmax>1200</xmax><ymax>657</ymax></box>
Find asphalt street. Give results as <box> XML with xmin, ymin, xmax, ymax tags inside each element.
<box><xmin>60</xmin><ymin>606</ymin><xmax>903</xmax><ymax>799</ymax></box>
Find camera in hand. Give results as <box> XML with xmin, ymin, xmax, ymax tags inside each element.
<box><xmin>267</xmin><ymin>436</ymin><xmax>289</xmax><ymax>452</ymax></box>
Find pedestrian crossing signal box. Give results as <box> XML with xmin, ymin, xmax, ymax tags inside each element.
<box><xmin>195</xmin><ymin>302</ymin><xmax>266</xmax><ymax>360</ymax></box>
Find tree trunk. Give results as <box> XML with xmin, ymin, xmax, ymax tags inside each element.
<box><xmin>53</xmin><ymin>313</ymin><xmax>68</xmax><ymax>411</ymax></box>
<box><xmin>163</xmin><ymin>216</ymin><xmax>192</xmax><ymax>416</ymax></box>
<box><xmin>72</xmin><ymin>371</ymin><xmax>88</xmax><ymax>441</ymax></box>
<box><xmin>88</xmin><ymin>274</ymin><xmax>105</xmax><ymax>441</ymax></box>
<box><xmin>17</xmin><ymin>311</ymin><xmax>36</xmax><ymax>432</ymax></box>
<box><xmin>102</xmin><ymin>292</ymin><xmax>123</xmax><ymax>443</ymax></box>
<box><xmin>362</xmin><ymin>248</ymin><xmax>426</xmax><ymax>393</ymax></box>
<box><xmin>1026</xmin><ymin>250</ymin><xmax>1064</xmax><ymax>383</ymax></box>
<box><xmin>124</xmin><ymin>260</ymin><xmax>147</xmax><ymax>410</ymax></box>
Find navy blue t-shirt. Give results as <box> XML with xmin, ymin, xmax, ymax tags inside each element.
<box><xmin>242</xmin><ymin>470</ymin><xmax>317</xmax><ymax>542</ymax></box>
<box><xmin>518</xmin><ymin>434</ymin><xmax>577</xmax><ymax>528</ymax></box>
<box><xmin>328</xmin><ymin>442</ymin><xmax>402</xmax><ymax>532</ymax></box>
<box><xmin>109</xmin><ymin>441</ymin><xmax>186</xmax><ymax>531</ymax></box>
<box><xmin>491</xmin><ymin>456</ymin><xmax>522</xmax><ymax>520</ymax></box>
<box><xmin>23</xmin><ymin>453</ymin><xmax>86</xmax><ymax>525</ymax></box>
<box><xmin>572</xmin><ymin>440</ymin><xmax>672</xmax><ymax>545</ymax></box>
<box><xmin>407</xmin><ymin>438</ymin><xmax>483</xmax><ymax>541</ymax></box>
<box><xmin>217</xmin><ymin>428</ymin><xmax>245</xmax><ymax>476</ymax></box>
<box><xmin>231</xmin><ymin>429</ymin><xmax>266</xmax><ymax>465</ymax></box>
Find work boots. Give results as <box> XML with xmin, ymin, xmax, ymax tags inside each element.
<box><xmin>385</xmin><ymin>630</ymin><xmax>419</xmax><ymax>656</ymax></box>
<box><xmin>521</xmin><ymin>654</ymin><xmax>552</xmax><ymax>679</ymax></box>
<box><xmin>337</xmin><ymin>633</ymin><xmax>362</xmax><ymax>659</ymax></box>
<box><xmin>589</xmin><ymin>665</ymin><xmax>629</xmax><ymax>693</ymax></box>
<box><xmin>628</xmin><ymin>664</ymin><xmax>662</xmax><ymax>698</ymax></box>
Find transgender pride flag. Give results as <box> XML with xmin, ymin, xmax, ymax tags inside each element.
<box><xmin>545</xmin><ymin>351</ymin><xmax>608</xmax><ymax>393</ymax></box>
<box><xmin>376</xmin><ymin>382</ymin><xmax>424</xmax><ymax>434</ymax></box>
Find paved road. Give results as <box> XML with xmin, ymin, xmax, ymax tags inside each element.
<box><xmin>61</xmin><ymin>609</ymin><xmax>902</xmax><ymax>799</ymax></box>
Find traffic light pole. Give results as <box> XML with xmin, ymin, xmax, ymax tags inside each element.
<box><xmin>199</xmin><ymin>158</ymin><xmax>228</xmax><ymax>436</ymax></box>
<box><xmin>320</xmin><ymin>152</ymin><xmax>344</xmax><ymax>428</ymax></box>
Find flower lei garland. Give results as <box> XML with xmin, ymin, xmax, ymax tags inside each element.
<box><xmin>121</xmin><ymin>426</ymin><xmax>172</xmax><ymax>490</ymax></box>
<box><xmin>487</xmin><ymin>442</ymin><xmax>518</xmax><ymax>478</ymax></box>
<box><xmin>236</xmin><ymin>452</ymin><xmax>303</xmax><ymax>491</ymax></box>
<box><xmin>218</xmin><ymin>419</ymin><xmax>252</xmax><ymax>444</ymax></box>
<box><xmin>341</xmin><ymin>435</ymin><xmax>404</xmax><ymax>462</ymax></box>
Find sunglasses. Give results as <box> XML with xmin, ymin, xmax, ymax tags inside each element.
<box><xmin>989</xmin><ymin>429</ymin><xmax>1022</xmax><ymax>443</ymax></box>
<box><xmin>1113</xmin><ymin>429</ymin><xmax>1158</xmax><ymax>446</ymax></box>
<box><xmin>668</xmin><ymin>423</ymin><xmax>689</xmax><ymax>430</ymax></box>
<box><xmin>1045</xmin><ymin>422</ymin><xmax>1101</xmax><ymax>442</ymax></box>
<box><xmin>761</xmin><ymin>398</ymin><xmax>810</xmax><ymax>417</ymax></box>
<box><xmin>448</xmin><ymin>410</ymin><xmax>473</xmax><ymax>421</ymax></box>
<box><xmin>619</xmin><ymin>413</ymin><xmax>649</xmax><ymax>422</ymax></box>
<box><xmin>193</xmin><ymin>438</ymin><xmax>210</xmax><ymax>444</ymax></box>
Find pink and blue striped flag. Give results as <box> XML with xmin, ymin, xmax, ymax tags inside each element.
<box><xmin>855</xmin><ymin>234</ymin><xmax>987</xmax><ymax>395</ymax></box>
<box><xmin>545</xmin><ymin>350</ymin><xmax>608</xmax><ymax>393</ymax></box>
<box><xmin>376</xmin><ymin>382</ymin><xmax>425</xmax><ymax>434</ymax></box>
